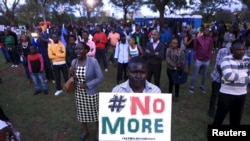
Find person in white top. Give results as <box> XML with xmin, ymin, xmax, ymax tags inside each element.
<box><xmin>123</xmin><ymin>26</ymin><xmax>132</xmax><ymax>41</ymax></box>
<box><xmin>0</xmin><ymin>107</ymin><xmax>19</xmax><ymax>141</ymax></box>
<box><xmin>128</xmin><ymin>36</ymin><xmax>144</xmax><ymax>60</ymax></box>
<box><xmin>114</xmin><ymin>34</ymin><xmax>129</xmax><ymax>84</ymax></box>
<box><xmin>213</xmin><ymin>40</ymin><xmax>250</xmax><ymax>125</ymax></box>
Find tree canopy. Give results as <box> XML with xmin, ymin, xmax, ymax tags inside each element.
<box><xmin>82</xmin><ymin>0</ymin><xmax>104</xmax><ymax>19</ymax></box>
<box><xmin>110</xmin><ymin>0</ymin><xmax>143</xmax><ymax>22</ymax></box>
<box><xmin>0</xmin><ymin>0</ymin><xmax>247</xmax><ymax>25</ymax></box>
<box><xmin>0</xmin><ymin>0</ymin><xmax>21</xmax><ymax>24</ymax></box>
<box><xmin>144</xmin><ymin>0</ymin><xmax>187</xmax><ymax>27</ymax></box>
<box><xmin>241</xmin><ymin>0</ymin><xmax>250</xmax><ymax>10</ymax></box>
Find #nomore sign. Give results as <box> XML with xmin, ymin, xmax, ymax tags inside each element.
<box><xmin>99</xmin><ymin>93</ymin><xmax>172</xmax><ymax>141</ymax></box>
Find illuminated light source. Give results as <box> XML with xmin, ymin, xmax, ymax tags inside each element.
<box><xmin>87</xmin><ymin>0</ymin><xmax>94</xmax><ymax>7</ymax></box>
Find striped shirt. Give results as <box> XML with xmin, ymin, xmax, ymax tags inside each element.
<box><xmin>129</xmin><ymin>46</ymin><xmax>139</xmax><ymax>58</ymax></box>
<box><xmin>112</xmin><ymin>80</ymin><xmax>161</xmax><ymax>93</ymax></box>
<box><xmin>220</xmin><ymin>55</ymin><xmax>250</xmax><ymax>95</ymax></box>
<box><xmin>210</xmin><ymin>47</ymin><xmax>231</xmax><ymax>83</ymax></box>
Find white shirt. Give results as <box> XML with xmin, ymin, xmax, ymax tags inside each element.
<box><xmin>129</xmin><ymin>46</ymin><xmax>139</xmax><ymax>57</ymax></box>
<box><xmin>123</xmin><ymin>31</ymin><xmax>131</xmax><ymax>41</ymax></box>
<box><xmin>112</xmin><ymin>80</ymin><xmax>161</xmax><ymax>93</ymax></box>
<box><xmin>153</xmin><ymin>40</ymin><xmax>160</xmax><ymax>50</ymax></box>
<box><xmin>0</xmin><ymin>120</ymin><xmax>8</xmax><ymax>130</ymax></box>
<box><xmin>114</xmin><ymin>41</ymin><xmax>129</xmax><ymax>63</ymax></box>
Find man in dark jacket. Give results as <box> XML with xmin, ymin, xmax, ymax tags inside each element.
<box><xmin>144</xmin><ymin>30</ymin><xmax>165</xmax><ymax>87</ymax></box>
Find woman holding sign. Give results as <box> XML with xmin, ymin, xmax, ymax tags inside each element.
<box><xmin>69</xmin><ymin>42</ymin><xmax>103</xmax><ymax>141</ymax></box>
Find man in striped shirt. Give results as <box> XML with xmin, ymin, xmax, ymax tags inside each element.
<box><xmin>112</xmin><ymin>56</ymin><xmax>161</xmax><ymax>93</ymax></box>
<box><xmin>213</xmin><ymin>40</ymin><xmax>250</xmax><ymax>125</ymax></box>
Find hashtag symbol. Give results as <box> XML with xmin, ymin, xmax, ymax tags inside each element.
<box><xmin>108</xmin><ymin>95</ymin><xmax>127</xmax><ymax>113</ymax></box>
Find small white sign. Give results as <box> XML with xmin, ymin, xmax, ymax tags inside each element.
<box><xmin>0</xmin><ymin>25</ymin><xmax>4</xmax><ymax>31</ymax></box>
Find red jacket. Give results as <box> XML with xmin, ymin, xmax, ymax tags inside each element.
<box><xmin>93</xmin><ymin>32</ymin><xmax>107</xmax><ymax>49</ymax></box>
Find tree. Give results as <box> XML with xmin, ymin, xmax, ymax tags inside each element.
<box><xmin>214</xmin><ymin>10</ymin><xmax>234</xmax><ymax>23</ymax></box>
<box><xmin>16</xmin><ymin>2</ymin><xmax>41</xmax><ymax>26</ymax></box>
<box><xmin>165</xmin><ymin>0</ymin><xmax>189</xmax><ymax>15</ymax></box>
<box><xmin>144</xmin><ymin>0</ymin><xmax>187</xmax><ymax>27</ymax></box>
<box><xmin>82</xmin><ymin>0</ymin><xmax>104</xmax><ymax>19</ymax></box>
<box><xmin>75</xmin><ymin>2</ymin><xmax>87</xmax><ymax>17</ymax></box>
<box><xmin>0</xmin><ymin>0</ymin><xmax>21</xmax><ymax>25</ymax></box>
<box><xmin>197</xmin><ymin>0</ymin><xmax>231</xmax><ymax>21</ymax></box>
<box><xmin>241</xmin><ymin>0</ymin><xmax>250</xmax><ymax>10</ymax></box>
<box><xmin>29</xmin><ymin>0</ymin><xmax>80</xmax><ymax>22</ymax></box>
<box><xmin>110</xmin><ymin>0</ymin><xmax>142</xmax><ymax>22</ymax></box>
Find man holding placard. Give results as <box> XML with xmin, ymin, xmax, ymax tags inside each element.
<box><xmin>98</xmin><ymin>56</ymin><xmax>171</xmax><ymax>141</ymax></box>
<box><xmin>112</xmin><ymin>56</ymin><xmax>161</xmax><ymax>93</ymax></box>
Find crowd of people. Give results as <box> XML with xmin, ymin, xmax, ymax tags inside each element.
<box><xmin>0</xmin><ymin>19</ymin><xmax>250</xmax><ymax>140</ymax></box>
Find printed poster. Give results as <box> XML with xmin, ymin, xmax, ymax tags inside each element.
<box><xmin>99</xmin><ymin>93</ymin><xmax>172</xmax><ymax>141</ymax></box>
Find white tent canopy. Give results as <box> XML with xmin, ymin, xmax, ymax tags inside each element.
<box><xmin>192</xmin><ymin>15</ymin><xmax>202</xmax><ymax>19</ymax></box>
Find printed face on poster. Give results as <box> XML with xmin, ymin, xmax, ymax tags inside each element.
<box><xmin>99</xmin><ymin>93</ymin><xmax>172</xmax><ymax>141</ymax></box>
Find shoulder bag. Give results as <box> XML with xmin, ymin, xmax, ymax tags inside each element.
<box><xmin>63</xmin><ymin>59</ymin><xmax>77</xmax><ymax>93</ymax></box>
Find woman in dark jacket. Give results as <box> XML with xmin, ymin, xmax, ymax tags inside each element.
<box><xmin>166</xmin><ymin>37</ymin><xmax>185</xmax><ymax>102</ymax></box>
<box><xmin>17</xmin><ymin>34</ymin><xmax>32</xmax><ymax>83</ymax></box>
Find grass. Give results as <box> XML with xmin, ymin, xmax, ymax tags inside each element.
<box><xmin>0</xmin><ymin>52</ymin><xmax>250</xmax><ymax>141</ymax></box>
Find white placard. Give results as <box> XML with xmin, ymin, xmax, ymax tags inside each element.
<box><xmin>99</xmin><ymin>93</ymin><xmax>172</xmax><ymax>141</ymax></box>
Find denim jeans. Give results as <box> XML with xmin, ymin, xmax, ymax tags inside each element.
<box><xmin>30</xmin><ymin>72</ymin><xmax>48</xmax><ymax>92</ymax></box>
<box><xmin>21</xmin><ymin>57</ymin><xmax>30</xmax><ymax>79</ymax></box>
<box><xmin>190</xmin><ymin>59</ymin><xmax>210</xmax><ymax>89</ymax></box>
<box><xmin>185</xmin><ymin>48</ymin><xmax>194</xmax><ymax>66</ymax></box>
<box><xmin>0</xmin><ymin>47</ymin><xmax>11</xmax><ymax>62</ymax></box>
